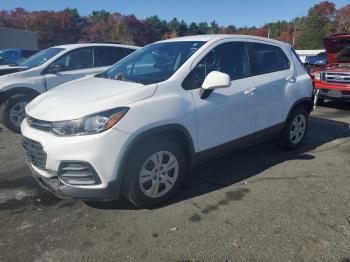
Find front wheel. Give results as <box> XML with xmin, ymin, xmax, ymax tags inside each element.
<box><xmin>124</xmin><ymin>138</ymin><xmax>186</xmax><ymax>208</ymax></box>
<box><xmin>278</xmin><ymin>107</ymin><xmax>309</xmax><ymax>150</ymax></box>
<box><xmin>0</xmin><ymin>94</ymin><xmax>32</xmax><ymax>133</ymax></box>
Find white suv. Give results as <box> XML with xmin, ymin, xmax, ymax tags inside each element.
<box><xmin>0</xmin><ymin>43</ymin><xmax>139</xmax><ymax>133</ymax></box>
<box><xmin>21</xmin><ymin>35</ymin><xmax>313</xmax><ymax>207</ymax></box>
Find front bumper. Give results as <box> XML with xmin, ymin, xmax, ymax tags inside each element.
<box><xmin>21</xmin><ymin>119</ymin><xmax>131</xmax><ymax>200</ymax></box>
<box><xmin>314</xmin><ymin>82</ymin><xmax>350</xmax><ymax>100</ymax></box>
<box><xmin>28</xmin><ymin>163</ymin><xmax>120</xmax><ymax>200</ymax></box>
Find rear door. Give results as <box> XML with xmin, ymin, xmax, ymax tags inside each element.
<box><xmin>247</xmin><ymin>42</ymin><xmax>294</xmax><ymax>131</ymax></box>
<box><xmin>93</xmin><ymin>46</ymin><xmax>135</xmax><ymax>69</ymax></box>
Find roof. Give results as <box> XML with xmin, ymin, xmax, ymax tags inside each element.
<box><xmin>55</xmin><ymin>43</ymin><xmax>140</xmax><ymax>50</ymax></box>
<box><xmin>158</xmin><ymin>34</ymin><xmax>291</xmax><ymax>47</ymax></box>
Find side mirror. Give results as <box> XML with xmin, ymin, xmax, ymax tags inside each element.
<box><xmin>200</xmin><ymin>71</ymin><xmax>231</xmax><ymax>99</ymax></box>
<box><xmin>46</xmin><ymin>64</ymin><xmax>61</xmax><ymax>74</ymax></box>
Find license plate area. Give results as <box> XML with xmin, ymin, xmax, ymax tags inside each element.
<box><xmin>327</xmin><ymin>89</ymin><xmax>342</xmax><ymax>98</ymax></box>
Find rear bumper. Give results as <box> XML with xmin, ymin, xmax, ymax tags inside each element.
<box><xmin>28</xmin><ymin>162</ymin><xmax>120</xmax><ymax>200</ymax></box>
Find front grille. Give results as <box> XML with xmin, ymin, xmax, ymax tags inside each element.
<box><xmin>27</xmin><ymin>116</ymin><xmax>52</xmax><ymax>132</ymax></box>
<box><xmin>322</xmin><ymin>72</ymin><xmax>350</xmax><ymax>85</ymax></box>
<box><xmin>22</xmin><ymin>137</ymin><xmax>47</xmax><ymax>170</ymax></box>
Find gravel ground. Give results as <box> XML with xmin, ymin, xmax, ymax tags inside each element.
<box><xmin>0</xmin><ymin>101</ymin><xmax>349</xmax><ymax>262</ymax></box>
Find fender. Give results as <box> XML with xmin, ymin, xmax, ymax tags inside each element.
<box><xmin>0</xmin><ymin>87</ymin><xmax>40</xmax><ymax>104</ymax></box>
<box><xmin>113</xmin><ymin>124</ymin><xmax>197</xmax><ymax>199</ymax></box>
<box><xmin>285</xmin><ymin>97</ymin><xmax>313</xmax><ymax>122</ymax></box>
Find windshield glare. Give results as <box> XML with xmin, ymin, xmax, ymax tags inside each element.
<box><xmin>100</xmin><ymin>41</ymin><xmax>205</xmax><ymax>85</ymax></box>
<box><xmin>19</xmin><ymin>47</ymin><xmax>64</xmax><ymax>68</ymax></box>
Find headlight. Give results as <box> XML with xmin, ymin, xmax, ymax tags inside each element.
<box><xmin>310</xmin><ymin>71</ymin><xmax>320</xmax><ymax>81</ymax></box>
<box><xmin>51</xmin><ymin>107</ymin><xmax>128</xmax><ymax>136</ymax></box>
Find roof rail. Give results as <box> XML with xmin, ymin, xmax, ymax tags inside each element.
<box><xmin>85</xmin><ymin>41</ymin><xmax>123</xmax><ymax>44</ymax></box>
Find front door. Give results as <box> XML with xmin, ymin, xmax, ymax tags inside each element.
<box><xmin>185</xmin><ymin>41</ymin><xmax>257</xmax><ymax>152</ymax></box>
<box><xmin>45</xmin><ymin>47</ymin><xmax>104</xmax><ymax>90</ymax></box>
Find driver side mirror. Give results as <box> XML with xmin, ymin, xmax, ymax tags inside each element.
<box><xmin>200</xmin><ymin>71</ymin><xmax>231</xmax><ymax>99</ymax></box>
<box><xmin>46</xmin><ymin>64</ymin><xmax>61</xmax><ymax>74</ymax></box>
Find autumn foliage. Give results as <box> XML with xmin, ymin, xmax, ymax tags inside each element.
<box><xmin>0</xmin><ymin>1</ymin><xmax>349</xmax><ymax>49</ymax></box>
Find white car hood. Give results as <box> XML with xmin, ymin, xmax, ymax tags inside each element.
<box><xmin>26</xmin><ymin>77</ymin><xmax>157</xmax><ymax>121</ymax></box>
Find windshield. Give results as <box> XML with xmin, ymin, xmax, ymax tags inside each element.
<box><xmin>19</xmin><ymin>47</ymin><xmax>64</xmax><ymax>68</ymax></box>
<box><xmin>99</xmin><ymin>41</ymin><xmax>205</xmax><ymax>85</ymax></box>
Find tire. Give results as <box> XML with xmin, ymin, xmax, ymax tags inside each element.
<box><xmin>0</xmin><ymin>94</ymin><xmax>32</xmax><ymax>133</ymax></box>
<box><xmin>316</xmin><ymin>98</ymin><xmax>325</xmax><ymax>105</ymax></box>
<box><xmin>123</xmin><ymin>138</ymin><xmax>186</xmax><ymax>208</ymax></box>
<box><xmin>278</xmin><ymin>106</ymin><xmax>309</xmax><ymax>150</ymax></box>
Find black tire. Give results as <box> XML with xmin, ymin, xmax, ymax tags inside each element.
<box><xmin>278</xmin><ymin>106</ymin><xmax>309</xmax><ymax>150</ymax></box>
<box><xmin>317</xmin><ymin>98</ymin><xmax>325</xmax><ymax>105</ymax></box>
<box><xmin>0</xmin><ymin>94</ymin><xmax>33</xmax><ymax>133</ymax></box>
<box><xmin>123</xmin><ymin>138</ymin><xmax>186</xmax><ymax>208</ymax></box>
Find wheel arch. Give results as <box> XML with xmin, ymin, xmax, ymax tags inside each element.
<box><xmin>286</xmin><ymin>97</ymin><xmax>313</xmax><ymax>122</ymax></box>
<box><xmin>114</xmin><ymin>124</ymin><xmax>197</xmax><ymax>198</ymax></box>
<box><xmin>0</xmin><ymin>87</ymin><xmax>40</xmax><ymax>104</ymax></box>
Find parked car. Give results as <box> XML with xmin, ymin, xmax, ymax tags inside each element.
<box><xmin>304</xmin><ymin>52</ymin><xmax>327</xmax><ymax>73</ymax></box>
<box><xmin>0</xmin><ymin>48</ymin><xmax>39</xmax><ymax>66</ymax></box>
<box><xmin>21</xmin><ymin>35</ymin><xmax>313</xmax><ymax>207</ymax></box>
<box><xmin>310</xmin><ymin>33</ymin><xmax>350</xmax><ymax>103</ymax></box>
<box><xmin>0</xmin><ymin>43</ymin><xmax>139</xmax><ymax>132</ymax></box>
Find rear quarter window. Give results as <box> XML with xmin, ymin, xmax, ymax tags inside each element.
<box><xmin>248</xmin><ymin>43</ymin><xmax>290</xmax><ymax>75</ymax></box>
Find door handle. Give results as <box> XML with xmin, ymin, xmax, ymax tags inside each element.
<box><xmin>287</xmin><ymin>76</ymin><xmax>296</xmax><ymax>83</ymax></box>
<box><xmin>244</xmin><ymin>87</ymin><xmax>256</xmax><ymax>95</ymax></box>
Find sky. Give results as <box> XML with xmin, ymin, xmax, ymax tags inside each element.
<box><xmin>0</xmin><ymin>0</ymin><xmax>349</xmax><ymax>28</ymax></box>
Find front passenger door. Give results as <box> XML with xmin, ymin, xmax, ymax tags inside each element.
<box><xmin>45</xmin><ymin>47</ymin><xmax>98</xmax><ymax>90</ymax></box>
<box><xmin>185</xmin><ymin>42</ymin><xmax>257</xmax><ymax>152</ymax></box>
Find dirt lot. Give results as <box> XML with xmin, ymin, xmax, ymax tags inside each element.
<box><xmin>0</xmin><ymin>102</ymin><xmax>349</xmax><ymax>262</ymax></box>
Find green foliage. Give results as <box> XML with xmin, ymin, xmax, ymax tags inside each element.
<box><xmin>296</xmin><ymin>14</ymin><xmax>326</xmax><ymax>49</ymax></box>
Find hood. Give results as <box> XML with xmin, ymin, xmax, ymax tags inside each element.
<box><xmin>323</xmin><ymin>34</ymin><xmax>350</xmax><ymax>63</ymax></box>
<box><xmin>26</xmin><ymin>77</ymin><xmax>157</xmax><ymax>121</ymax></box>
<box><xmin>318</xmin><ymin>63</ymin><xmax>350</xmax><ymax>72</ymax></box>
<box><xmin>0</xmin><ymin>65</ymin><xmax>28</xmax><ymax>76</ymax></box>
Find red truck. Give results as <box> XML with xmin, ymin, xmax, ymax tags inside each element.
<box><xmin>310</xmin><ymin>33</ymin><xmax>350</xmax><ymax>103</ymax></box>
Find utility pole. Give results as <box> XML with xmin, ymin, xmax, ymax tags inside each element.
<box><xmin>292</xmin><ymin>23</ymin><xmax>296</xmax><ymax>46</ymax></box>
<box><xmin>267</xmin><ymin>28</ymin><xmax>270</xmax><ymax>38</ymax></box>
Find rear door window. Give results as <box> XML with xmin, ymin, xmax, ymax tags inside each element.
<box><xmin>248</xmin><ymin>43</ymin><xmax>290</xmax><ymax>75</ymax></box>
<box><xmin>94</xmin><ymin>46</ymin><xmax>130</xmax><ymax>67</ymax></box>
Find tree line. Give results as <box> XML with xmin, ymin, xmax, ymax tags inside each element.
<box><xmin>0</xmin><ymin>1</ymin><xmax>349</xmax><ymax>49</ymax></box>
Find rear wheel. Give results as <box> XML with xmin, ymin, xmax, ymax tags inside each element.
<box><xmin>278</xmin><ymin>107</ymin><xmax>309</xmax><ymax>150</ymax></box>
<box><xmin>124</xmin><ymin>138</ymin><xmax>186</xmax><ymax>208</ymax></box>
<box><xmin>0</xmin><ymin>94</ymin><xmax>32</xmax><ymax>133</ymax></box>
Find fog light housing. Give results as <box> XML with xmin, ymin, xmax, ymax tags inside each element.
<box><xmin>57</xmin><ymin>162</ymin><xmax>101</xmax><ymax>186</ymax></box>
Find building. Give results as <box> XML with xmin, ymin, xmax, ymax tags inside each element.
<box><xmin>0</xmin><ymin>27</ymin><xmax>38</xmax><ymax>50</ymax></box>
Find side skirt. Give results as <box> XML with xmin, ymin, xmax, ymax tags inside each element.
<box><xmin>195</xmin><ymin>122</ymin><xmax>285</xmax><ymax>165</ymax></box>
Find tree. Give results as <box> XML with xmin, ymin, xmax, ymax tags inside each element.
<box><xmin>197</xmin><ymin>22</ymin><xmax>209</xmax><ymax>34</ymax></box>
<box><xmin>296</xmin><ymin>14</ymin><xmax>325</xmax><ymax>49</ymax></box>
<box><xmin>336</xmin><ymin>4</ymin><xmax>350</xmax><ymax>33</ymax></box>
<box><xmin>188</xmin><ymin>22</ymin><xmax>199</xmax><ymax>35</ymax></box>
<box><xmin>91</xmin><ymin>10</ymin><xmax>110</xmax><ymax>21</ymax></box>
<box><xmin>144</xmin><ymin>15</ymin><xmax>168</xmax><ymax>43</ymax></box>
<box><xmin>177</xmin><ymin>20</ymin><xmax>188</xmax><ymax>36</ymax></box>
<box><xmin>210</xmin><ymin>20</ymin><xmax>220</xmax><ymax>34</ymax></box>
<box><xmin>308</xmin><ymin>1</ymin><xmax>336</xmax><ymax>36</ymax></box>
